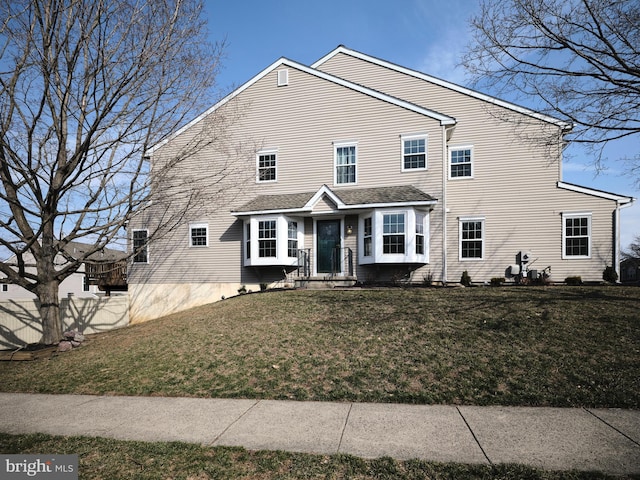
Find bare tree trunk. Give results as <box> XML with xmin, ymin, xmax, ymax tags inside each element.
<box><xmin>37</xmin><ymin>279</ymin><xmax>62</xmax><ymax>345</ymax></box>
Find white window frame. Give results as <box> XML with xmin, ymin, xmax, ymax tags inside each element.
<box><xmin>449</xmin><ymin>145</ymin><xmax>474</xmax><ymax>179</ymax></box>
<box><xmin>245</xmin><ymin>222</ymin><xmax>251</xmax><ymax>260</ymax></box>
<box><xmin>459</xmin><ymin>217</ymin><xmax>485</xmax><ymax>261</ymax></box>
<box><xmin>382</xmin><ymin>212</ymin><xmax>406</xmax><ymax>255</ymax></box>
<box><xmin>334</xmin><ymin>142</ymin><xmax>357</xmax><ymax>185</ymax></box>
<box><xmin>256</xmin><ymin>149</ymin><xmax>278</xmax><ymax>183</ymax></box>
<box><xmin>277</xmin><ymin>69</ymin><xmax>289</xmax><ymax>86</ymax></box>
<box><xmin>359</xmin><ymin>209</ymin><xmax>429</xmax><ymax>265</ymax></box>
<box><xmin>401</xmin><ymin>134</ymin><xmax>428</xmax><ymax>172</ymax></box>
<box><xmin>287</xmin><ymin>220</ymin><xmax>299</xmax><ymax>258</ymax></box>
<box><xmin>415</xmin><ymin>212</ymin><xmax>425</xmax><ymax>255</ymax></box>
<box><xmin>363</xmin><ymin>216</ymin><xmax>373</xmax><ymax>257</ymax></box>
<box><xmin>189</xmin><ymin>223</ymin><xmax>209</xmax><ymax>247</ymax></box>
<box><xmin>245</xmin><ymin>215</ymin><xmax>303</xmax><ymax>266</ymax></box>
<box><xmin>258</xmin><ymin>219</ymin><xmax>278</xmax><ymax>258</ymax></box>
<box><xmin>562</xmin><ymin>212</ymin><xmax>592</xmax><ymax>259</ymax></box>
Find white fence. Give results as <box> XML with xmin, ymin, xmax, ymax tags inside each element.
<box><xmin>0</xmin><ymin>296</ymin><xmax>129</xmax><ymax>348</ymax></box>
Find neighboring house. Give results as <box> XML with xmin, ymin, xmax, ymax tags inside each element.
<box><xmin>0</xmin><ymin>241</ymin><xmax>127</xmax><ymax>300</ymax></box>
<box><xmin>128</xmin><ymin>46</ymin><xmax>634</xmax><ymax>323</ymax></box>
<box><xmin>620</xmin><ymin>258</ymin><xmax>640</xmax><ymax>283</ymax></box>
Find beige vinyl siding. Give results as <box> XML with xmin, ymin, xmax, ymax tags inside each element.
<box><xmin>129</xmin><ymin>64</ymin><xmax>446</xmax><ymax>286</ymax></box>
<box><xmin>318</xmin><ymin>53</ymin><xmax>619</xmax><ymax>283</ymax></box>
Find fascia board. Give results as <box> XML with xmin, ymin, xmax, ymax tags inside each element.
<box><xmin>314</xmin><ymin>46</ymin><xmax>571</xmax><ymax>130</ymax></box>
<box><xmin>232</xmin><ymin>207</ymin><xmax>312</xmax><ymax>217</ymax></box>
<box><xmin>557</xmin><ymin>181</ymin><xmax>634</xmax><ymax>204</ymax></box>
<box><xmin>338</xmin><ymin>200</ymin><xmax>437</xmax><ymax>210</ymax></box>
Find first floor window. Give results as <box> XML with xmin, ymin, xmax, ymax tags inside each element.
<box><xmin>460</xmin><ymin>219</ymin><xmax>483</xmax><ymax>259</ymax></box>
<box><xmin>450</xmin><ymin>147</ymin><xmax>473</xmax><ymax>178</ymax></box>
<box><xmin>190</xmin><ymin>224</ymin><xmax>208</xmax><ymax>247</ymax></box>
<box><xmin>83</xmin><ymin>275</ymin><xmax>90</xmax><ymax>292</ymax></box>
<box><xmin>564</xmin><ymin>214</ymin><xmax>591</xmax><ymax>257</ymax></box>
<box><xmin>133</xmin><ymin>230</ymin><xmax>148</xmax><ymax>263</ymax></box>
<box><xmin>288</xmin><ymin>221</ymin><xmax>298</xmax><ymax>257</ymax></box>
<box><xmin>257</xmin><ymin>152</ymin><xmax>277</xmax><ymax>182</ymax></box>
<box><xmin>415</xmin><ymin>213</ymin><xmax>425</xmax><ymax>255</ymax></box>
<box><xmin>363</xmin><ymin>217</ymin><xmax>372</xmax><ymax>256</ymax></box>
<box><xmin>383</xmin><ymin>213</ymin><xmax>405</xmax><ymax>254</ymax></box>
<box><xmin>258</xmin><ymin>220</ymin><xmax>277</xmax><ymax>257</ymax></box>
<box><xmin>2</xmin><ymin>284</ymin><xmax>8</xmax><ymax>292</ymax></box>
<box><xmin>335</xmin><ymin>144</ymin><xmax>357</xmax><ymax>184</ymax></box>
<box><xmin>402</xmin><ymin>135</ymin><xmax>427</xmax><ymax>170</ymax></box>
<box><xmin>245</xmin><ymin>223</ymin><xmax>251</xmax><ymax>259</ymax></box>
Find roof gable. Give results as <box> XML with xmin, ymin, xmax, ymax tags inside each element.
<box><xmin>148</xmin><ymin>55</ymin><xmax>456</xmax><ymax>155</ymax></box>
<box><xmin>313</xmin><ymin>46</ymin><xmax>571</xmax><ymax>130</ymax></box>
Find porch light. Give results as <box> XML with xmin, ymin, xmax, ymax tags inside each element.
<box><xmin>346</xmin><ymin>225</ymin><xmax>353</xmax><ymax>235</ymax></box>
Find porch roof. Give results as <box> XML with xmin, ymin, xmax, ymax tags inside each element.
<box><xmin>232</xmin><ymin>185</ymin><xmax>437</xmax><ymax>216</ymax></box>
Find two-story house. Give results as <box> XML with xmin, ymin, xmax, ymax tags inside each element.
<box><xmin>128</xmin><ymin>46</ymin><xmax>633</xmax><ymax>323</ymax></box>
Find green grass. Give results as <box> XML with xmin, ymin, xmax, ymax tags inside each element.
<box><xmin>1</xmin><ymin>286</ymin><xmax>638</xmax><ymax>408</ymax></box>
<box><xmin>0</xmin><ymin>432</ymin><xmax>628</xmax><ymax>480</ymax></box>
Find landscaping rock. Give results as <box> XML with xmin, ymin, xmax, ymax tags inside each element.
<box><xmin>73</xmin><ymin>333</ymin><xmax>85</xmax><ymax>342</ymax></box>
<box><xmin>57</xmin><ymin>341</ymin><xmax>73</xmax><ymax>352</ymax></box>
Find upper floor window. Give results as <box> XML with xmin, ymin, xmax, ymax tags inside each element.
<box><xmin>383</xmin><ymin>213</ymin><xmax>405</xmax><ymax>254</ymax></box>
<box><xmin>450</xmin><ymin>146</ymin><xmax>473</xmax><ymax>178</ymax></box>
<box><xmin>132</xmin><ymin>229</ymin><xmax>148</xmax><ymax>263</ymax></box>
<box><xmin>190</xmin><ymin>223</ymin><xmax>208</xmax><ymax>247</ymax></box>
<box><xmin>335</xmin><ymin>143</ymin><xmax>357</xmax><ymax>185</ymax></box>
<box><xmin>257</xmin><ymin>150</ymin><xmax>277</xmax><ymax>182</ymax></box>
<box><xmin>460</xmin><ymin>218</ymin><xmax>484</xmax><ymax>260</ymax></box>
<box><xmin>401</xmin><ymin>134</ymin><xmax>427</xmax><ymax>171</ymax></box>
<box><xmin>563</xmin><ymin>213</ymin><xmax>591</xmax><ymax>258</ymax></box>
<box><xmin>2</xmin><ymin>284</ymin><xmax>8</xmax><ymax>292</ymax></box>
<box><xmin>258</xmin><ymin>220</ymin><xmax>277</xmax><ymax>258</ymax></box>
<box><xmin>288</xmin><ymin>221</ymin><xmax>298</xmax><ymax>257</ymax></box>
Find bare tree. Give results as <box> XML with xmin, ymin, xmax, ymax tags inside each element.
<box><xmin>0</xmin><ymin>0</ymin><xmax>227</xmax><ymax>344</ymax></box>
<box><xmin>462</xmin><ymin>0</ymin><xmax>639</xmax><ymax>167</ymax></box>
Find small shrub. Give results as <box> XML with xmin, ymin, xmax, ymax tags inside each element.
<box><xmin>602</xmin><ymin>265</ymin><xmax>618</xmax><ymax>283</ymax></box>
<box><xmin>237</xmin><ymin>285</ymin><xmax>247</xmax><ymax>294</ymax></box>
<box><xmin>260</xmin><ymin>283</ymin><xmax>268</xmax><ymax>291</ymax></box>
<box><xmin>490</xmin><ymin>277</ymin><xmax>505</xmax><ymax>286</ymax></box>
<box><xmin>565</xmin><ymin>276</ymin><xmax>583</xmax><ymax>286</ymax></box>
<box><xmin>422</xmin><ymin>270</ymin><xmax>434</xmax><ymax>286</ymax></box>
<box><xmin>460</xmin><ymin>270</ymin><xmax>472</xmax><ymax>287</ymax></box>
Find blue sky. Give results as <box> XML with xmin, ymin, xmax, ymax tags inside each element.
<box><xmin>205</xmin><ymin>0</ymin><xmax>639</xmax><ymax>249</ymax></box>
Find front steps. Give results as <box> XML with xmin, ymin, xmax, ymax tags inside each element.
<box><xmin>294</xmin><ymin>276</ymin><xmax>357</xmax><ymax>289</ymax></box>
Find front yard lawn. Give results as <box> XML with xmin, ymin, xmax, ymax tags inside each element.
<box><xmin>0</xmin><ymin>286</ymin><xmax>638</xmax><ymax>408</ymax></box>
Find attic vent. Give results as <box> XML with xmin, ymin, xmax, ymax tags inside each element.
<box><xmin>277</xmin><ymin>69</ymin><xmax>289</xmax><ymax>87</ymax></box>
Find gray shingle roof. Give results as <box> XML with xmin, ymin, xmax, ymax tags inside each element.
<box><xmin>233</xmin><ymin>185</ymin><xmax>436</xmax><ymax>214</ymax></box>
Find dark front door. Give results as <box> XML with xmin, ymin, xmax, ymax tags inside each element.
<box><xmin>317</xmin><ymin>220</ymin><xmax>341</xmax><ymax>273</ymax></box>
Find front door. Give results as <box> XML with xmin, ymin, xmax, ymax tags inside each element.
<box><xmin>317</xmin><ymin>220</ymin><xmax>341</xmax><ymax>274</ymax></box>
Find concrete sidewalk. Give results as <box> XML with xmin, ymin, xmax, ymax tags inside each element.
<box><xmin>0</xmin><ymin>393</ymin><xmax>638</xmax><ymax>475</ymax></box>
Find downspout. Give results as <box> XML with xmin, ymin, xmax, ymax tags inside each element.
<box><xmin>441</xmin><ymin>124</ymin><xmax>455</xmax><ymax>285</ymax></box>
